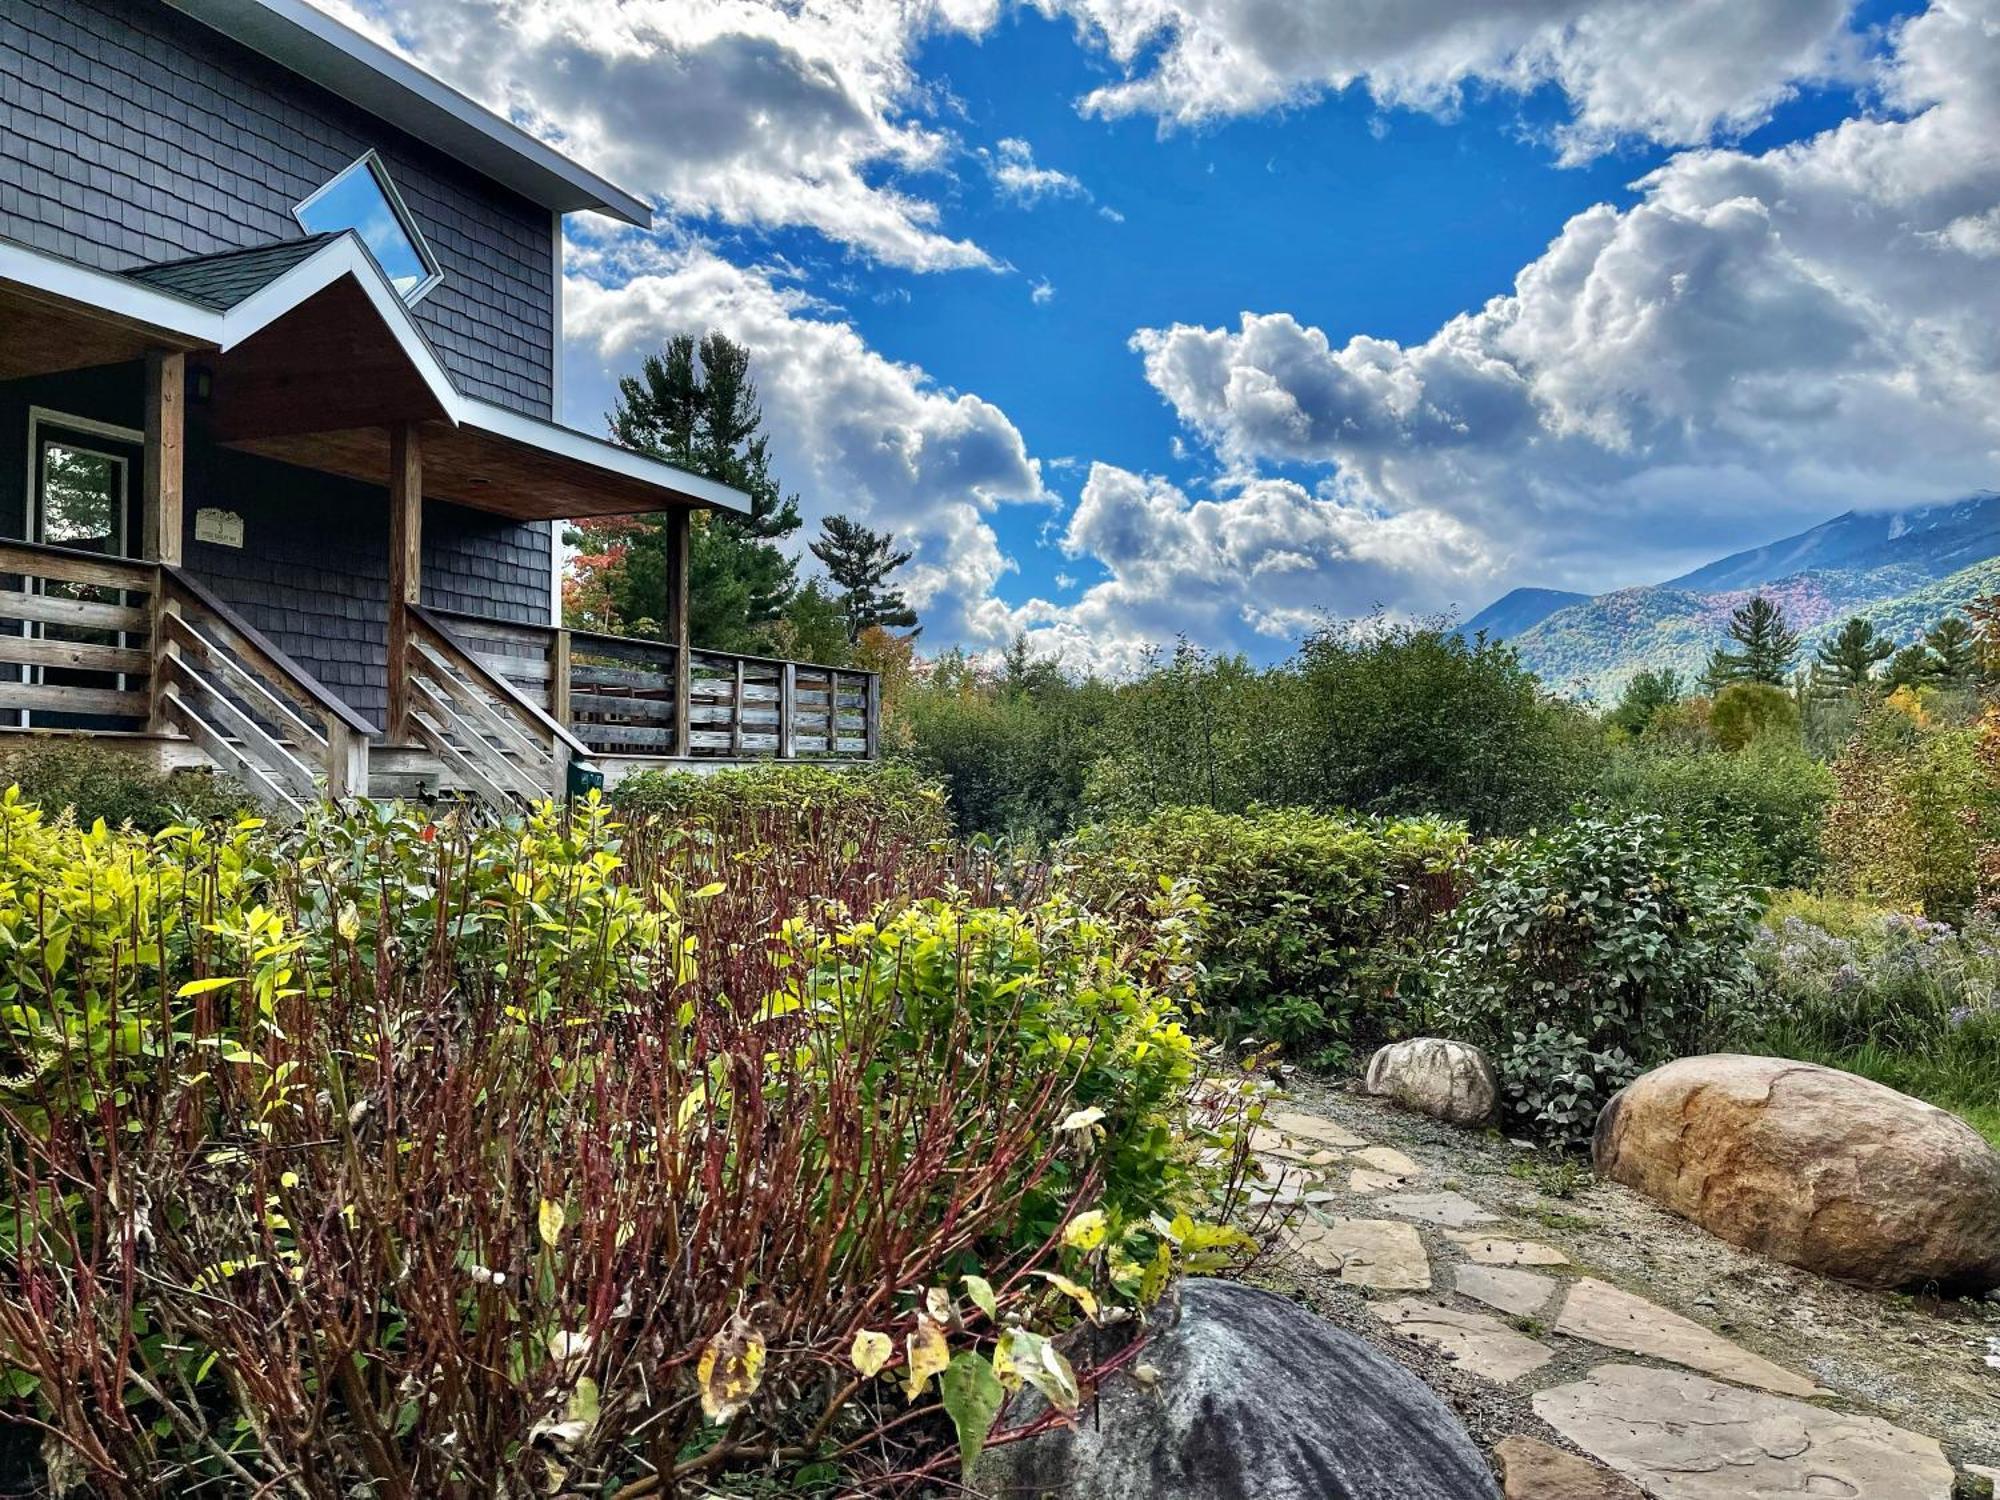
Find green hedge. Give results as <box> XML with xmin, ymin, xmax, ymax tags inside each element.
<box><xmin>609</xmin><ymin>760</ymin><xmax>953</xmax><ymax>843</ymax></box>
<box><xmin>1059</xmin><ymin>806</ymin><xmax>1467</xmax><ymax>1065</ymax></box>
<box><xmin>0</xmin><ymin>738</ymin><xmax>255</xmax><ymax>832</ymax></box>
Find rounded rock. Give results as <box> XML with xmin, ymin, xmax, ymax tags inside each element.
<box><xmin>1593</xmin><ymin>1054</ymin><xmax>2000</xmax><ymax>1292</ymax></box>
<box><xmin>1364</xmin><ymin>1037</ymin><xmax>1499</xmax><ymax>1126</ymax></box>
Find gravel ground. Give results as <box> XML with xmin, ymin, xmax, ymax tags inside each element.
<box><xmin>1239</xmin><ymin>1072</ymin><xmax>2000</xmax><ymax>1481</ymax></box>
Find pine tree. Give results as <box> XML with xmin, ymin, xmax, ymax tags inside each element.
<box><xmin>1884</xmin><ymin>642</ymin><xmax>1937</xmax><ymax>691</ymax></box>
<box><xmin>808</xmin><ymin>514</ymin><xmax>919</xmax><ymax>641</ymax></box>
<box><xmin>1708</xmin><ymin>595</ymin><xmax>1800</xmax><ymax>687</ymax></box>
<box><xmin>1812</xmin><ymin>616</ymin><xmax>1892</xmax><ymax>696</ymax></box>
<box><xmin>1925</xmin><ymin>616</ymin><xmax>1978</xmax><ymax>685</ymax></box>
<box><xmin>570</xmin><ymin>332</ymin><xmax>801</xmax><ymax>650</ymax></box>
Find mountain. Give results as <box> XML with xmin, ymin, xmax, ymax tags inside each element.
<box><xmin>1474</xmin><ymin>493</ymin><xmax>2000</xmax><ymax>701</ymax></box>
<box><xmin>1461</xmin><ymin>587</ymin><xmax>1590</xmax><ymax>640</ymax></box>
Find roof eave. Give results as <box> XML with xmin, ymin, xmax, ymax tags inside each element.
<box><xmin>163</xmin><ymin>0</ymin><xmax>653</xmax><ymax>228</ymax></box>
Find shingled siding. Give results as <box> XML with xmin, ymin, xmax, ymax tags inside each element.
<box><xmin>185</xmin><ymin>446</ymin><xmax>555</xmax><ymax>731</ymax></box>
<box><xmin>1</xmin><ymin>0</ymin><xmax>556</xmax><ymax>416</ymax></box>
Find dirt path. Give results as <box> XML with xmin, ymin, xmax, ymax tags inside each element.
<box><xmin>1244</xmin><ymin>1072</ymin><xmax>2000</xmax><ymax>1490</ymax></box>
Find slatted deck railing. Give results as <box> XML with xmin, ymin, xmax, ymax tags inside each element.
<box><xmin>425</xmin><ymin>610</ymin><xmax>880</xmax><ymax>762</ymax></box>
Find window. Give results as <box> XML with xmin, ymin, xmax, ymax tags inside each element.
<box><xmin>294</xmin><ymin>151</ymin><xmax>442</xmax><ymax>303</ymax></box>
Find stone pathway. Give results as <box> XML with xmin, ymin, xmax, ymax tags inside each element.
<box><xmin>1248</xmin><ymin>1088</ymin><xmax>1995</xmax><ymax>1500</ymax></box>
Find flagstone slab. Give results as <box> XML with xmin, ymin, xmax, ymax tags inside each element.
<box><xmin>1372</xmin><ymin>1298</ymin><xmax>1556</xmax><ymax>1384</ymax></box>
<box><xmin>1381</xmin><ymin>1190</ymin><xmax>1499</xmax><ymax>1229</ymax></box>
<box><xmin>1456</xmin><ymin>1263</ymin><xmax>1558</xmax><ymax>1318</ymax></box>
<box><xmin>1350</xmin><ymin>1167</ymin><xmax>1409</xmax><ymax>1193</ymax></box>
<box><xmin>1534</xmin><ymin>1364</ymin><xmax>1956</xmax><ymax>1500</ymax></box>
<box><xmin>1269</xmin><ymin>1110</ymin><xmax>1368</xmax><ymax>1149</ymax></box>
<box><xmin>1288</xmin><ymin>1218</ymin><xmax>1432</xmax><ymax>1291</ymax></box>
<box><xmin>1351</xmin><ymin>1145</ymin><xmax>1421</xmax><ymax>1178</ymax></box>
<box><xmin>1448</xmin><ymin>1233</ymin><xmax>1571</xmax><ymax>1267</ymax></box>
<box><xmin>1248</xmin><ymin>1125</ymin><xmax>1341</xmax><ymax>1166</ymax></box>
<box><xmin>1494</xmin><ymin>1436</ymin><xmax>1643</xmax><ymax>1500</ymax></box>
<box><xmin>1553</xmin><ymin>1278</ymin><xmax>1823</xmax><ymax>1397</ymax></box>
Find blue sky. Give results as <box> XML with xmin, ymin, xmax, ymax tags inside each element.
<box><xmin>354</xmin><ymin>0</ymin><xmax>1998</xmax><ymax>670</ymax></box>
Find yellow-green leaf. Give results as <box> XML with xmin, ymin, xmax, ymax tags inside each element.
<box><xmin>176</xmin><ymin>977</ymin><xmax>240</xmax><ymax>998</ymax></box>
<box><xmin>1036</xmin><ymin>1270</ymin><xmax>1098</xmax><ymax>1321</ymax></box>
<box><xmin>1061</xmin><ymin>1210</ymin><xmax>1107</xmax><ymax>1252</ymax></box>
<box><xmin>850</xmin><ymin>1329</ymin><xmax>893</xmax><ymax>1378</ymax></box>
<box><xmin>962</xmin><ymin>1274</ymin><xmax>998</xmax><ymax>1323</ymax></box>
<box><xmin>537</xmin><ymin>1198</ymin><xmax>565</xmax><ymax>1248</ymax></box>
<box><xmin>903</xmin><ymin>1313</ymin><xmax>950</xmax><ymax>1402</ymax></box>
<box><xmin>1058</xmin><ymin>1106</ymin><xmax>1104</xmax><ymax>1133</ymax></box>
<box><xmin>940</xmin><ymin>1353</ymin><xmax>1006</xmax><ymax>1475</ymax></box>
<box><xmin>697</xmin><ymin>1313</ymin><xmax>766</xmax><ymax>1423</ymax></box>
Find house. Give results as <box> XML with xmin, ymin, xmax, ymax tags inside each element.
<box><xmin>0</xmin><ymin>0</ymin><xmax>878</xmax><ymax>811</ymax></box>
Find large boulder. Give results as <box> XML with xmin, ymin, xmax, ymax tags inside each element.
<box><xmin>974</xmin><ymin>1278</ymin><xmax>1500</xmax><ymax>1500</ymax></box>
<box><xmin>1593</xmin><ymin>1054</ymin><xmax>2000</xmax><ymax>1291</ymax></box>
<box><xmin>1364</xmin><ymin>1038</ymin><xmax>1498</xmax><ymax>1126</ymax></box>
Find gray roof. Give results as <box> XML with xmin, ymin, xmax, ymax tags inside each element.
<box><xmin>124</xmin><ymin>233</ymin><xmax>339</xmax><ymax>309</ymax></box>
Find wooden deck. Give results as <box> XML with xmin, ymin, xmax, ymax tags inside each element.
<box><xmin>0</xmin><ymin>537</ymin><xmax>880</xmax><ymax>813</ymax></box>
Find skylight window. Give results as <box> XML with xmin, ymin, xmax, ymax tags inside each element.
<box><xmin>294</xmin><ymin>152</ymin><xmax>442</xmax><ymax>303</ymax></box>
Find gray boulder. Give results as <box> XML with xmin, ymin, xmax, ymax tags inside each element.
<box><xmin>974</xmin><ymin>1278</ymin><xmax>1500</xmax><ymax>1499</ymax></box>
<box><xmin>1364</xmin><ymin>1038</ymin><xmax>1499</xmax><ymax>1126</ymax></box>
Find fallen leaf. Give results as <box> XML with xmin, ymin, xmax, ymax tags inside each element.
<box><xmin>697</xmin><ymin>1313</ymin><xmax>766</xmax><ymax>1423</ymax></box>
<box><xmin>850</xmin><ymin>1329</ymin><xmax>892</xmax><ymax>1378</ymax></box>
<box><xmin>904</xmin><ymin>1314</ymin><xmax>950</xmax><ymax>1402</ymax></box>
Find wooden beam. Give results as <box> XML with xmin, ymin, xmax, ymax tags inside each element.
<box><xmin>666</xmin><ymin>506</ymin><xmax>691</xmax><ymax>757</ymax></box>
<box><xmin>142</xmin><ymin>351</ymin><xmax>185</xmax><ymax>566</ymax></box>
<box><xmin>386</xmin><ymin>424</ymin><xmax>422</xmax><ymax>743</ymax></box>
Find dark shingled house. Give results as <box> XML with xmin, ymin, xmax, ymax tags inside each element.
<box><xmin>0</xmin><ymin>0</ymin><xmax>878</xmax><ymax>809</ymax></box>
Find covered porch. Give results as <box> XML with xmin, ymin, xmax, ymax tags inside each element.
<box><xmin>0</xmin><ymin>234</ymin><xmax>879</xmax><ymax>811</ymax></box>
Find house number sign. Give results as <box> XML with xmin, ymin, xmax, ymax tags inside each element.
<box><xmin>194</xmin><ymin>508</ymin><xmax>245</xmax><ymax>548</ymax></box>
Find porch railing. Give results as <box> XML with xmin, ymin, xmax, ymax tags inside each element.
<box><xmin>427</xmin><ymin>609</ymin><xmax>880</xmax><ymax>762</ymax></box>
<box><xmin>0</xmin><ymin>540</ymin><xmax>373</xmax><ymax>814</ymax></box>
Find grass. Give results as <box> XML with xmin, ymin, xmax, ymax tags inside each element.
<box><xmin>1766</xmin><ymin>1036</ymin><xmax>2000</xmax><ymax>1149</ymax></box>
<box><xmin>1506</xmin><ymin>1155</ymin><xmax>1593</xmax><ymax>1199</ymax></box>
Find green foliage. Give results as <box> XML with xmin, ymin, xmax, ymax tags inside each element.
<box><xmin>1592</xmin><ymin>736</ymin><xmax>1832</xmax><ymax>889</ymax></box>
<box><xmin>1606</xmin><ymin>668</ymin><xmax>1685</xmax><ymax>737</ymax></box>
<box><xmin>809</xmin><ymin>513</ymin><xmax>919</xmax><ymax>641</ymax></box>
<box><xmin>0</xmin><ymin>786</ymin><xmax>1248</xmax><ymax>1495</ymax></box>
<box><xmin>1822</xmin><ymin>697</ymin><xmax>1995</xmax><ymax>922</ymax></box>
<box><xmin>1059</xmin><ymin>806</ymin><xmax>1467</xmax><ymax>1066</ymax></box>
<box><xmin>1707</xmin><ymin>680</ymin><xmax>1800</xmax><ymax>751</ymax></box>
<box><xmin>1706</xmin><ymin>594</ymin><xmax>1801</xmax><ymax>688</ymax></box>
<box><xmin>609</xmin><ymin>760</ymin><xmax>953</xmax><ymax>844</ymax></box>
<box><xmin>1738</xmin><ymin>895</ymin><xmax>2000</xmax><ymax>1146</ymax></box>
<box><xmin>1812</xmin><ymin>616</ymin><xmax>1892</xmax><ymax>696</ymax></box>
<box><xmin>1437</xmin><ymin>812</ymin><xmax>1763</xmax><ymax>1147</ymax></box>
<box><xmin>770</xmin><ymin>578</ymin><xmax>856</xmax><ymax>666</ymax></box>
<box><xmin>896</xmin><ymin>647</ymin><xmax>1115</xmax><ymax>842</ymax></box>
<box><xmin>1926</xmin><ymin>615</ymin><xmax>1978</xmax><ymax>685</ymax></box>
<box><xmin>592</xmin><ymin>331</ymin><xmax>803</xmax><ymax>650</ymax></box>
<box><xmin>0</xmin><ymin>738</ymin><xmax>256</xmax><ymax>832</ymax></box>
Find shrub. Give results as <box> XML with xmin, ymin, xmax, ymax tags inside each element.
<box><xmin>1822</xmin><ymin>700</ymin><xmax>1994</xmax><ymax>922</ymax></box>
<box><xmin>1059</xmin><ymin>806</ymin><xmax>1467</xmax><ymax>1066</ymax></box>
<box><xmin>1735</xmin><ymin>894</ymin><xmax>2000</xmax><ymax>1144</ymax></box>
<box><xmin>610</xmin><ymin>759</ymin><xmax>953</xmax><ymax>844</ymax></box>
<box><xmin>0</xmin><ymin>791</ymin><xmax>1250</xmax><ymax>1496</ymax></box>
<box><xmin>1437</xmin><ymin>812</ymin><xmax>1762</xmax><ymax>1147</ymax></box>
<box><xmin>1591</xmin><ymin>737</ymin><xmax>1833</xmax><ymax>889</ymax></box>
<box><xmin>0</xmin><ymin>738</ymin><xmax>255</xmax><ymax>831</ymax></box>
<box><xmin>1707</xmin><ymin>680</ymin><xmax>1798</xmax><ymax>751</ymax></box>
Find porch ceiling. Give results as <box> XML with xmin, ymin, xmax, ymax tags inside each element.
<box><xmin>227</xmin><ymin>423</ymin><xmax>691</xmax><ymax>520</ymax></box>
<box><xmin>0</xmin><ymin>284</ymin><xmax>208</xmax><ymax>381</ymax></box>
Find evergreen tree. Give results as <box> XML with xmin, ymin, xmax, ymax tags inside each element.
<box><xmin>570</xmin><ymin>332</ymin><xmax>801</xmax><ymax>650</ymax></box>
<box><xmin>1707</xmin><ymin>595</ymin><xmax>1800</xmax><ymax>687</ymax></box>
<box><xmin>809</xmin><ymin>514</ymin><xmax>919</xmax><ymax>641</ymax></box>
<box><xmin>1607</xmin><ymin>668</ymin><xmax>1684</xmax><ymax>736</ymax></box>
<box><xmin>1884</xmin><ymin>642</ymin><xmax>1937</xmax><ymax>691</ymax></box>
<box><xmin>1925</xmin><ymin>616</ymin><xmax>1978</xmax><ymax>685</ymax></box>
<box><xmin>1812</xmin><ymin>616</ymin><xmax>1892</xmax><ymax>696</ymax></box>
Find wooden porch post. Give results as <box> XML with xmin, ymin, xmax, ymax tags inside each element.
<box><xmin>141</xmin><ymin>351</ymin><xmax>185</xmax><ymax>567</ymax></box>
<box><xmin>142</xmin><ymin>351</ymin><xmax>185</xmax><ymax>737</ymax></box>
<box><xmin>387</xmin><ymin>424</ymin><xmax>422</xmax><ymax>744</ymax></box>
<box><xmin>665</xmin><ymin>506</ymin><xmax>691</xmax><ymax>757</ymax></box>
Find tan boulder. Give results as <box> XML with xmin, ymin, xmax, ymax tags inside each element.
<box><xmin>1593</xmin><ymin>1054</ymin><xmax>2000</xmax><ymax>1291</ymax></box>
<box><xmin>1365</xmin><ymin>1038</ymin><xmax>1499</xmax><ymax>1125</ymax></box>
<box><xmin>1493</xmin><ymin>1436</ymin><xmax>1642</xmax><ymax>1500</ymax></box>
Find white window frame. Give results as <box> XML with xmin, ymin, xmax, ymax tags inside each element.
<box><xmin>293</xmin><ymin>150</ymin><xmax>444</xmax><ymax>306</ymax></box>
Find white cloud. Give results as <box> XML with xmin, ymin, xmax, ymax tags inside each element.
<box><xmin>1039</xmin><ymin>0</ymin><xmax>1870</xmax><ymax>161</ymax></box>
<box><xmin>1030</xmin><ymin>277</ymin><xmax>1056</xmax><ymax>304</ymax></box>
<box><xmin>986</xmin><ymin>138</ymin><xmax>1090</xmax><ymax>204</ymax></box>
<box><xmin>562</xmin><ymin>238</ymin><xmax>1051</xmax><ymax>643</ymax></box>
<box><xmin>1127</xmin><ymin>0</ymin><xmax>2000</xmax><ymax>595</ymax></box>
<box><xmin>320</xmin><ymin>0</ymin><xmax>997</xmax><ymax>270</ymax></box>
